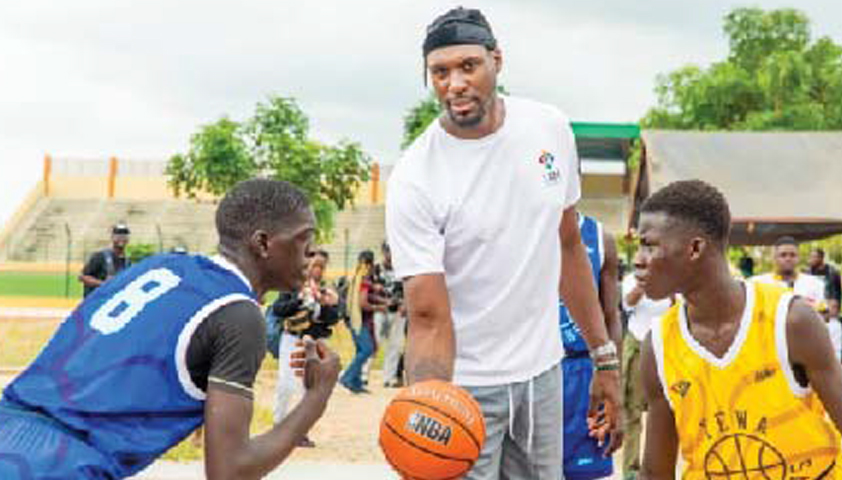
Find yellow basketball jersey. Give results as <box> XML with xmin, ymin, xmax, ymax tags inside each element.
<box><xmin>653</xmin><ymin>281</ymin><xmax>842</xmax><ymax>479</ymax></box>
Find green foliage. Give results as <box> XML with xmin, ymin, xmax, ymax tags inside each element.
<box><xmin>168</xmin><ymin>96</ymin><xmax>371</xmax><ymax>241</ymax></box>
<box><xmin>643</xmin><ymin>7</ymin><xmax>842</xmax><ymax>131</ymax></box>
<box><xmin>166</xmin><ymin>118</ymin><xmax>255</xmax><ymax>198</ymax></box>
<box><xmin>402</xmin><ymin>93</ymin><xmax>441</xmax><ymax>149</ymax></box>
<box><xmin>126</xmin><ymin>243</ymin><xmax>158</xmax><ymax>263</ymax></box>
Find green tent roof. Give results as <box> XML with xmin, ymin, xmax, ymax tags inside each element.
<box><xmin>571</xmin><ymin>122</ymin><xmax>640</xmax><ymax>139</ymax></box>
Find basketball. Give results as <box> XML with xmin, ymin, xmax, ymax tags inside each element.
<box><xmin>379</xmin><ymin>380</ymin><xmax>486</xmax><ymax>480</ymax></box>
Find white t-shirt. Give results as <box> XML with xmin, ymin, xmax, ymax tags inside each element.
<box><xmin>750</xmin><ymin>272</ymin><xmax>826</xmax><ymax>308</ymax></box>
<box><xmin>622</xmin><ymin>274</ymin><xmax>673</xmax><ymax>342</ymax></box>
<box><xmin>386</xmin><ymin>96</ymin><xmax>580</xmax><ymax>386</ymax></box>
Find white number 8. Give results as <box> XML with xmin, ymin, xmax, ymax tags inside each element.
<box><xmin>91</xmin><ymin>268</ymin><xmax>182</xmax><ymax>335</ymax></box>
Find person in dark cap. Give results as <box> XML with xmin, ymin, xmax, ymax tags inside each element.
<box><xmin>79</xmin><ymin>223</ymin><xmax>132</xmax><ymax>297</ymax></box>
<box><xmin>387</xmin><ymin>7</ymin><xmax>622</xmax><ymax>479</ymax></box>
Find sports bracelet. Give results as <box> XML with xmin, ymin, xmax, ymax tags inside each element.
<box><xmin>595</xmin><ymin>363</ymin><xmax>620</xmax><ymax>372</ymax></box>
<box><xmin>589</xmin><ymin>341</ymin><xmax>618</xmax><ymax>360</ymax></box>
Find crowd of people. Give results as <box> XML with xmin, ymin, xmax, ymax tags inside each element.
<box><xmin>3</xmin><ymin>6</ymin><xmax>842</xmax><ymax>480</ymax></box>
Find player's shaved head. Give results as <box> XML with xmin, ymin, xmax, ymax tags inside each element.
<box><xmin>216</xmin><ymin>178</ymin><xmax>311</xmax><ymax>247</ymax></box>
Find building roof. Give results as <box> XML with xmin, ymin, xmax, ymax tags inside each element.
<box><xmin>632</xmin><ymin>130</ymin><xmax>842</xmax><ymax>245</ymax></box>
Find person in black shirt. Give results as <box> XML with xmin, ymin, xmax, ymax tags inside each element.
<box><xmin>78</xmin><ymin>223</ymin><xmax>132</xmax><ymax>297</ymax></box>
<box><xmin>809</xmin><ymin>247</ymin><xmax>841</xmax><ymax>319</ymax></box>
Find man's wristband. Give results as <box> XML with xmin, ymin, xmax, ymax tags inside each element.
<box><xmin>590</xmin><ymin>341</ymin><xmax>617</xmax><ymax>360</ymax></box>
<box><xmin>595</xmin><ymin>363</ymin><xmax>620</xmax><ymax>372</ymax></box>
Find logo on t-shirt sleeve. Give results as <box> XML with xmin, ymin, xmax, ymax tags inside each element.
<box><xmin>538</xmin><ymin>150</ymin><xmax>561</xmax><ymax>187</ymax></box>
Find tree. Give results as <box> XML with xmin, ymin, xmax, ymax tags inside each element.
<box><xmin>166</xmin><ymin>118</ymin><xmax>255</xmax><ymax>198</ymax></box>
<box><xmin>643</xmin><ymin>7</ymin><xmax>842</xmax><ymax>130</ymax></box>
<box><xmin>401</xmin><ymin>93</ymin><xmax>441</xmax><ymax>149</ymax></box>
<box><xmin>167</xmin><ymin>96</ymin><xmax>371</xmax><ymax>241</ymax></box>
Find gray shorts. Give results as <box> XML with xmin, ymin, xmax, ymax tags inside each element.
<box><xmin>461</xmin><ymin>364</ymin><xmax>563</xmax><ymax>480</ymax></box>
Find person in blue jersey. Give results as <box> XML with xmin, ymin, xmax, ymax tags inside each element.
<box><xmin>559</xmin><ymin>214</ymin><xmax>624</xmax><ymax>480</ymax></box>
<box><xmin>0</xmin><ymin>178</ymin><xmax>341</xmax><ymax>480</ymax></box>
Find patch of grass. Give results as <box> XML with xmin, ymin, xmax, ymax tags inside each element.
<box><xmin>0</xmin><ymin>271</ymin><xmax>83</xmax><ymax>298</ymax></box>
<box><xmin>0</xmin><ymin>318</ymin><xmax>61</xmax><ymax>366</ymax></box>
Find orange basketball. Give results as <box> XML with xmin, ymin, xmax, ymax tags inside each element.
<box><xmin>379</xmin><ymin>380</ymin><xmax>486</xmax><ymax>480</ymax></box>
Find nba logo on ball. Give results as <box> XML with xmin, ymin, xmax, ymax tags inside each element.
<box><xmin>407</xmin><ymin>411</ymin><xmax>453</xmax><ymax>446</ymax></box>
<box><xmin>380</xmin><ymin>380</ymin><xmax>486</xmax><ymax>480</ymax></box>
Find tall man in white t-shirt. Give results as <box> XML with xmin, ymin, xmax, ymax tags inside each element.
<box><xmin>386</xmin><ymin>7</ymin><xmax>621</xmax><ymax>479</ymax></box>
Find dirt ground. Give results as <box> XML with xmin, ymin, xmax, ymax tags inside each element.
<box><xmin>254</xmin><ymin>369</ymin><xmax>395</xmax><ymax>463</ymax></box>
<box><xmin>0</xmin><ymin>315</ymin><xmax>629</xmax><ymax>473</ymax></box>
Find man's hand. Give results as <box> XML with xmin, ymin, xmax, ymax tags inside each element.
<box><xmin>290</xmin><ymin>335</ymin><xmax>341</xmax><ymax>394</ymax></box>
<box><xmin>587</xmin><ymin>368</ymin><xmax>623</xmax><ymax>455</ymax></box>
<box><xmin>320</xmin><ymin>288</ymin><xmax>340</xmax><ymax>307</ymax></box>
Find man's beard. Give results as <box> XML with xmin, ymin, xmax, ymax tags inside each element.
<box><xmin>445</xmin><ymin>96</ymin><xmax>488</xmax><ymax>128</ymax></box>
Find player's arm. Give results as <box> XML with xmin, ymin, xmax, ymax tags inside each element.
<box><xmin>639</xmin><ymin>333</ymin><xmax>678</xmax><ymax>480</ymax></box>
<box><xmin>200</xmin><ymin>302</ymin><xmax>339</xmax><ymax>480</ymax></box>
<box><xmin>403</xmin><ymin>273</ymin><xmax>455</xmax><ymax>383</ymax></box>
<box><xmin>600</xmin><ymin>231</ymin><xmax>622</xmax><ymax>357</ymax></box>
<box><xmin>786</xmin><ymin>297</ymin><xmax>842</xmax><ymax>430</ymax></box>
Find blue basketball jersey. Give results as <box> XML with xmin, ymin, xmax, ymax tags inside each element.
<box><xmin>559</xmin><ymin>215</ymin><xmax>603</xmax><ymax>355</ymax></box>
<box><xmin>2</xmin><ymin>253</ymin><xmax>256</xmax><ymax>478</ymax></box>
<box><xmin>559</xmin><ymin>215</ymin><xmax>612</xmax><ymax>480</ymax></box>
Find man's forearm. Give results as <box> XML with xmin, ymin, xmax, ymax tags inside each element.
<box><xmin>228</xmin><ymin>391</ymin><xmax>330</xmax><ymax>480</ymax></box>
<box><xmin>78</xmin><ymin>275</ymin><xmax>102</xmax><ymax>288</ymax></box>
<box><xmin>405</xmin><ymin>311</ymin><xmax>454</xmax><ymax>384</ymax></box>
<box><xmin>561</xmin><ymin>241</ymin><xmax>610</xmax><ymax>349</ymax></box>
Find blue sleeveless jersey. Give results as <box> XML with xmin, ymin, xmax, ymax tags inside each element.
<box><xmin>2</xmin><ymin>253</ymin><xmax>256</xmax><ymax>477</ymax></box>
<box><xmin>560</xmin><ymin>215</ymin><xmax>612</xmax><ymax>480</ymax></box>
<box><xmin>559</xmin><ymin>215</ymin><xmax>603</xmax><ymax>355</ymax></box>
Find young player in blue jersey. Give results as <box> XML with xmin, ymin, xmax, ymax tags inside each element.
<box><xmin>0</xmin><ymin>178</ymin><xmax>341</xmax><ymax>480</ymax></box>
<box><xmin>559</xmin><ymin>214</ymin><xmax>624</xmax><ymax>480</ymax></box>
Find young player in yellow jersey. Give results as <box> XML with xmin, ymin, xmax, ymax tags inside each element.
<box><xmin>635</xmin><ymin>180</ymin><xmax>842</xmax><ymax>480</ymax></box>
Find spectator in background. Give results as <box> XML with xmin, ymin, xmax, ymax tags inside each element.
<box><xmin>620</xmin><ymin>272</ymin><xmax>674</xmax><ymax>480</ymax></box>
<box><xmin>752</xmin><ymin>236</ymin><xmax>826</xmax><ymax>310</ymax></box>
<box><xmin>753</xmin><ymin>237</ymin><xmax>838</xmax><ymax>360</ymax></box>
<box><xmin>737</xmin><ymin>248</ymin><xmax>755</xmax><ymax>278</ymax></box>
<box><xmin>374</xmin><ymin>241</ymin><xmax>406</xmax><ymax>388</ymax></box>
<box><xmin>269</xmin><ymin>249</ymin><xmax>340</xmax><ymax>447</ymax></box>
<box><xmin>808</xmin><ymin>247</ymin><xmax>841</xmax><ymax>320</ymax></box>
<box><xmin>340</xmin><ymin>250</ymin><xmax>387</xmax><ymax>394</ymax></box>
<box><xmin>79</xmin><ymin>223</ymin><xmax>132</xmax><ymax>297</ymax></box>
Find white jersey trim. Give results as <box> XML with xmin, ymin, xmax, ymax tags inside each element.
<box><xmin>175</xmin><ymin>293</ymin><xmax>257</xmax><ymax>401</ymax></box>
<box><xmin>678</xmin><ymin>281</ymin><xmax>755</xmax><ymax>369</ymax></box>
<box><xmin>210</xmin><ymin>255</ymin><xmax>254</xmax><ymax>293</ymax></box>
<box><xmin>774</xmin><ymin>292</ymin><xmax>811</xmax><ymax>398</ymax></box>
<box><xmin>650</xmin><ymin>315</ymin><xmax>673</xmax><ymax>411</ymax></box>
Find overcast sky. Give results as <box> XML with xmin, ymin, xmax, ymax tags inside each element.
<box><xmin>1</xmin><ymin>0</ymin><xmax>841</xmax><ymax>227</ymax></box>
